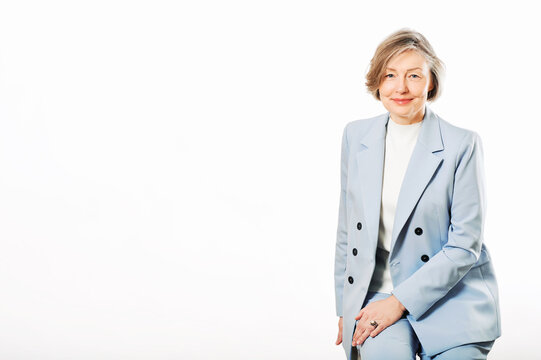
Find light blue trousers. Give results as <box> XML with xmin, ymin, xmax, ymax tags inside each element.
<box><xmin>354</xmin><ymin>292</ymin><xmax>494</xmax><ymax>360</ymax></box>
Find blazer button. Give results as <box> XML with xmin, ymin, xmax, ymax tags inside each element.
<box><xmin>421</xmin><ymin>254</ymin><xmax>429</xmax><ymax>262</ymax></box>
<box><xmin>357</xmin><ymin>222</ymin><xmax>362</xmax><ymax>230</ymax></box>
<box><xmin>352</xmin><ymin>248</ymin><xmax>358</xmax><ymax>256</ymax></box>
<box><xmin>348</xmin><ymin>276</ymin><xmax>354</xmax><ymax>284</ymax></box>
<box><xmin>415</xmin><ymin>227</ymin><xmax>423</xmax><ymax>235</ymax></box>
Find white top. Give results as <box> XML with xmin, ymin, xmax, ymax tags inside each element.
<box><xmin>368</xmin><ymin>115</ymin><xmax>423</xmax><ymax>293</ymax></box>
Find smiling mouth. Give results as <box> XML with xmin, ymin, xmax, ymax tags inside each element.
<box><xmin>392</xmin><ymin>99</ymin><xmax>413</xmax><ymax>105</ymax></box>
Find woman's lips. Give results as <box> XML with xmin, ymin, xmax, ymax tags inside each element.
<box><xmin>392</xmin><ymin>98</ymin><xmax>413</xmax><ymax>105</ymax></box>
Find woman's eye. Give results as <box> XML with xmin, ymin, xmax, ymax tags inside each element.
<box><xmin>410</xmin><ymin>74</ymin><xmax>420</xmax><ymax>78</ymax></box>
<box><xmin>385</xmin><ymin>74</ymin><xmax>394</xmax><ymax>78</ymax></box>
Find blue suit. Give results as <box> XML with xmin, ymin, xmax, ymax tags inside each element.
<box><xmin>334</xmin><ymin>105</ymin><xmax>501</xmax><ymax>359</ymax></box>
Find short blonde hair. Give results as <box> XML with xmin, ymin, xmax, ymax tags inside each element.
<box><xmin>365</xmin><ymin>28</ymin><xmax>445</xmax><ymax>102</ymax></box>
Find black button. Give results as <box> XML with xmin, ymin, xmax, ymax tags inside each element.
<box><xmin>357</xmin><ymin>222</ymin><xmax>362</xmax><ymax>230</ymax></box>
<box><xmin>421</xmin><ymin>255</ymin><xmax>429</xmax><ymax>262</ymax></box>
<box><xmin>352</xmin><ymin>248</ymin><xmax>358</xmax><ymax>256</ymax></box>
<box><xmin>348</xmin><ymin>276</ymin><xmax>354</xmax><ymax>284</ymax></box>
<box><xmin>415</xmin><ymin>227</ymin><xmax>423</xmax><ymax>235</ymax></box>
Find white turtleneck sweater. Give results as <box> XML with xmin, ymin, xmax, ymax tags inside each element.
<box><xmin>368</xmin><ymin>115</ymin><xmax>423</xmax><ymax>294</ymax></box>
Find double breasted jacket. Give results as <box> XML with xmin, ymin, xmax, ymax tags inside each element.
<box><xmin>334</xmin><ymin>105</ymin><xmax>501</xmax><ymax>359</ymax></box>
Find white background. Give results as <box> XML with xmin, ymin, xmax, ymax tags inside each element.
<box><xmin>0</xmin><ymin>1</ymin><xmax>539</xmax><ymax>359</ymax></box>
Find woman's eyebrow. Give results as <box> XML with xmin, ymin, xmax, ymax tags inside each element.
<box><xmin>386</xmin><ymin>67</ymin><xmax>423</xmax><ymax>71</ymax></box>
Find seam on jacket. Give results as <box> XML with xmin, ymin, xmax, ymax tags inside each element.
<box><xmin>454</xmin><ymin>131</ymin><xmax>471</xmax><ymax>171</ymax></box>
<box><xmin>479</xmin><ymin>262</ymin><xmax>501</xmax><ymax>335</ymax></box>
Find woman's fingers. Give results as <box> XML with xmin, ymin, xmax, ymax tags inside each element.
<box><xmin>356</xmin><ymin>311</ymin><xmax>370</xmax><ymax>323</ymax></box>
<box><xmin>335</xmin><ymin>317</ymin><xmax>343</xmax><ymax>345</ymax></box>
<box><xmin>335</xmin><ymin>327</ymin><xmax>342</xmax><ymax>345</ymax></box>
<box><xmin>352</xmin><ymin>320</ymin><xmax>371</xmax><ymax>346</ymax></box>
<box><xmin>352</xmin><ymin>318</ymin><xmax>387</xmax><ymax>346</ymax></box>
<box><xmin>369</xmin><ymin>320</ymin><xmax>386</xmax><ymax>338</ymax></box>
<box><xmin>352</xmin><ymin>323</ymin><xmax>364</xmax><ymax>345</ymax></box>
<box><xmin>351</xmin><ymin>329</ymin><xmax>359</xmax><ymax>346</ymax></box>
<box><xmin>353</xmin><ymin>328</ymin><xmax>371</xmax><ymax>346</ymax></box>
<box><xmin>354</xmin><ymin>296</ymin><xmax>404</xmax><ymax>342</ymax></box>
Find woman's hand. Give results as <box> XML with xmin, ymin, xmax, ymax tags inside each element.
<box><xmin>335</xmin><ymin>317</ymin><xmax>343</xmax><ymax>345</ymax></box>
<box><xmin>351</xmin><ymin>295</ymin><xmax>406</xmax><ymax>346</ymax></box>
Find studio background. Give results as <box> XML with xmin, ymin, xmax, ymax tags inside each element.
<box><xmin>0</xmin><ymin>1</ymin><xmax>538</xmax><ymax>359</ymax></box>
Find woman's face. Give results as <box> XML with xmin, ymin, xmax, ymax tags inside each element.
<box><xmin>378</xmin><ymin>50</ymin><xmax>434</xmax><ymax>124</ymax></box>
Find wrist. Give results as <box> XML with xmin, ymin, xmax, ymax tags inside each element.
<box><xmin>390</xmin><ymin>294</ymin><xmax>407</xmax><ymax>313</ymax></box>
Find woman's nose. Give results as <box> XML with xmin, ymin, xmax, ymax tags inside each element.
<box><xmin>396</xmin><ymin>77</ymin><xmax>408</xmax><ymax>93</ymax></box>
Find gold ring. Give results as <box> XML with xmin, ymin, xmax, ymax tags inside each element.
<box><xmin>369</xmin><ymin>320</ymin><xmax>379</xmax><ymax>328</ymax></box>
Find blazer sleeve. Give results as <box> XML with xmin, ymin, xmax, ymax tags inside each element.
<box><xmin>392</xmin><ymin>131</ymin><xmax>487</xmax><ymax>320</ymax></box>
<box><xmin>334</xmin><ymin>124</ymin><xmax>349</xmax><ymax>317</ymax></box>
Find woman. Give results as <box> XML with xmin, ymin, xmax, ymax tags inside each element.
<box><xmin>333</xmin><ymin>29</ymin><xmax>501</xmax><ymax>360</ymax></box>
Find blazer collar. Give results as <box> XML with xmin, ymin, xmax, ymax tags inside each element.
<box><xmin>360</xmin><ymin>104</ymin><xmax>444</xmax><ymax>153</ymax></box>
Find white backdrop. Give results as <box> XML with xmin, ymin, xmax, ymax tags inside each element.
<box><xmin>0</xmin><ymin>1</ymin><xmax>538</xmax><ymax>359</ymax></box>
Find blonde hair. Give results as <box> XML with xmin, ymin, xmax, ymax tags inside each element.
<box><xmin>365</xmin><ymin>28</ymin><xmax>445</xmax><ymax>101</ymax></box>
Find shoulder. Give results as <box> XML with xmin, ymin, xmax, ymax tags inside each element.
<box><xmin>341</xmin><ymin>113</ymin><xmax>386</xmax><ymax>142</ymax></box>
<box><xmin>435</xmin><ymin>112</ymin><xmax>484</xmax><ymax>163</ymax></box>
<box><xmin>438</xmin><ymin>113</ymin><xmax>480</xmax><ymax>143</ymax></box>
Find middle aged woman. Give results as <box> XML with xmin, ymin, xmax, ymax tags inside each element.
<box><xmin>333</xmin><ymin>29</ymin><xmax>501</xmax><ymax>360</ymax></box>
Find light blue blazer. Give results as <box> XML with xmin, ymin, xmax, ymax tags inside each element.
<box><xmin>334</xmin><ymin>105</ymin><xmax>501</xmax><ymax>359</ymax></box>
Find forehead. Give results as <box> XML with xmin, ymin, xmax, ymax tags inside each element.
<box><xmin>386</xmin><ymin>50</ymin><xmax>429</xmax><ymax>70</ymax></box>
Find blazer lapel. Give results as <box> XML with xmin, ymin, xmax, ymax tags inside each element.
<box><xmin>389</xmin><ymin>105</ymin><xmax>444</xmax><ymax>256</ymax></box>
<box><xmin>355</xmin><ymin>113</ymin><xmax>388</xmax><ymax>254</ymax></box>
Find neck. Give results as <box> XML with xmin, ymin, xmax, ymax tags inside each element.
<box><xmin>390</xmin><ymin>108</ymin><xmax>425</xmax><ymax>125</ymax></box>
